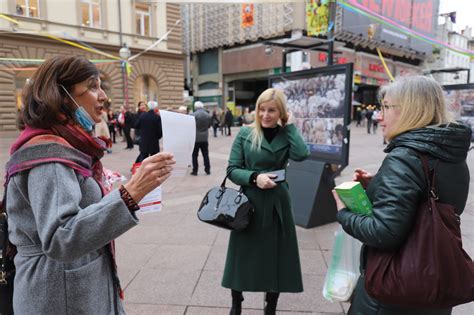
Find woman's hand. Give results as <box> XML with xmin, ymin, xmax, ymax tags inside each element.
<box><xmin>256</xmin><ymin>174</ymin><xmax>277</xmax><ymax>189</ymax></box>
<box><xmin>123</xmin><ymin>152</ymin><xmax>176</xmax><ymax>202</ymax></box>
<box><xmin>331</xmin><ymin>190</ymin><xmax>347</xmax><ymax>211</ymax></box>
<box><xmin>353</xmin><ymin>168</ymin><xmax>373</xmax><ymax>189</ymax></box>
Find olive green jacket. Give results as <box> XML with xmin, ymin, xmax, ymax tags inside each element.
<box><xmin>222</xmin><ymin>124</ymin><xmax>309</xmax><ymax>292</ymax></box>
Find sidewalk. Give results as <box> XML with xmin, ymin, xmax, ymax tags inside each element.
<box><xmin>0</xmin><ymin>126</ymin><xmax>473</xmax><ymax>314</ymax></box>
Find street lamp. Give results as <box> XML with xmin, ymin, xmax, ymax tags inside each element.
<box><xmin>119</xmin><ymin>43</ymin><xmax>131</xmax><ymax>108</ymax></box>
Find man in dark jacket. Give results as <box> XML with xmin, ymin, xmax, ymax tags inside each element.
<box><xmin>190</xmin><ymin>101</ymin><xmax>212</xmax><ymax>175</ymax></box>
<box><xmin>134</xmin><ymin>100</ymin><xmax>163</xmax><ymax>163</ymax></box>
<box><xmin>224</xmin><ymin>107</ymin><xmax>234</xmax><ymax>136</ymax></box>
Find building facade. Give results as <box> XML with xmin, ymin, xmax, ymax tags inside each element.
<box><xmin>183</xmin><ymin>1</ymin><xmax>435</xmax><ymax>115</ymax></box>
<box><xmin>0</xmin><ymin>0</ymin><xmax>184</xmax><ymax>131</ymax></box>
<box><xmin>429</xmin><ymin>17</ymin><xmax>471</xmax><ymax>85</ymax></box>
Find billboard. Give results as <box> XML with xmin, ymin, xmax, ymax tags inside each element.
<box><xmin>340</xmin><ymin>0</ymin><xmax>439</xmax><ymax>55</ymax></box>
<box><xmin>269</xmin><ymin>64</ymin><xmax>353</xmax><ymax>165</ymax></box>
<box><xmin>444</xmin><ymin>84</ymin><xmax>474</xmax><ymax>141</ymax></box>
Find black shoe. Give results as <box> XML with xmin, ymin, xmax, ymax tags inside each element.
<box><xmin>190</xmin><ymin>172</ymin><xmax>197</xmax><ymax>176</ymax></box>
<box><xmin>205</xmin><ymin>171</ymin><xmax>211</xmax><ymax>175</ymax></box>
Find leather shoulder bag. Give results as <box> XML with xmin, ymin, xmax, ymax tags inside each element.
<box><xmin>197</xmin><ymin>170</ymin><xmax>254</xmax><ymax>231</ymax></box>
<box><xmin>364</xmin><ymin>154</ymin><xmax>474</xmax><ymax>308</ymax></box>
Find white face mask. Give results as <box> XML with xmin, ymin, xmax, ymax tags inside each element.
<box><xmin>60</xmin><ymin>84</ymin><xmax>95</xmax><ymax>132</ymax></box>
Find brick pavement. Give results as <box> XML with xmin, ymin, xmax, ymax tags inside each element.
<box><xmin>0</xmin><ymin>126</ymin><xmax>473</xmax><ymax>314</ymax></box>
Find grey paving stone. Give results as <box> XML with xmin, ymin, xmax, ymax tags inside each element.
<box><xmin>145</xmin><ymin>244</ymin><xmax>211</xmax><ymax>271</ymax></box>
<box><xmin>125</xmin><ymin>268</ymin><xmax>201</xmax><ymax>305</ymax></box>
<box><xmin>124</xmin><ymin>303</ymin><xmax>186</xmax><ymax>315</ymax></box>
<box><xmin>190</xmin><ymin>270</ymin><xmax>264</xmax><ymax>309</ymax></box>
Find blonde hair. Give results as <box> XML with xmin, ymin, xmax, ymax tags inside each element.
<box><xmin>250</xmin><ymin>88</ymin><xmax>288</xmax><ymax>150</ymax></box>
<box><xmin>379</xmin><ymin>75</ymin><xmax>455</xmax><ymax>140</ymax></box>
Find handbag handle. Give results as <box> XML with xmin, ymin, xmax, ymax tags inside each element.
<box><xmin>419</xmin><ymin>154</ymin><xmax>440</xmax><ymax>211</ymax></box>
<box><xmin>219</xmin><ymin>167</ymin><xmax>246</xmax><ymax>194</ymax></box>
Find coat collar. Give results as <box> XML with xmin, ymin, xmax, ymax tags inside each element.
<box><xmin>242</xmin><ymin>126</ymin><xmax>289</xmax><ymax>153</ymax></box>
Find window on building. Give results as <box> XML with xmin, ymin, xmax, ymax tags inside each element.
<box><xmin>198</xmin><ymin>49</ymin><xmax>218</xmax><ymax>75</ymax></box>
<box><xmin>80</xmin><ymin>0</ymin><xmax>101</xmax><ymax>28</ymax></box>
<box><xmin>135</xmin><ymin>3</ymin><xmax>151</xmax><ymax>36</ymax></box>
<box><xmin>15</xmin><ymin>0</ymin><xmax>40</xmax><ymax>18</ymax></box>
<box><xmin>134</xmin><ymin>75</ymin><xmax>159</xmax><ymax>104</ymax></box>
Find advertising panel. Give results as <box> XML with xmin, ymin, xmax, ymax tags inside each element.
<box><xmin>340</xmin><ymin>0</ymin><xmax>439</xmax><ymax>55</ymax></box>
<box><xmin>270</xmin><ymin>64</ymin><xmax>353</xmax><ymax>165</ymax></box>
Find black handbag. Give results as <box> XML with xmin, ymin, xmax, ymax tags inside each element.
<box><xmin>197</xmin><ymin>171</ymin><xmax>254</xmax><ymax>231</ymax></box>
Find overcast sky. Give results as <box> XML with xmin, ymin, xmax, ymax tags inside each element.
<box><xmin>439</xmin><ymin>0</ymin><xmax>473</xmax><ymax>32</ymax></box>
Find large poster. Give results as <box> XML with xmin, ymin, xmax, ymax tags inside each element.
<box><xmin>444</xmin><ymin>84</ymin><xmax>474</xmax><ymax>141</ymax></box>
<box><xmin>270</xmin><ymin>64</ymin><xmax>353</xmax><ymax>165</ymax></box>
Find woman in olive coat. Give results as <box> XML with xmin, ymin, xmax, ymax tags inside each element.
<box><xmin>333</xmin><ymin>76</ymin><xmax>471</xmax><ymax>315</ymax></box>
<box><xmin>222</xmin><ymin>88</ymin><xmax>309</xmax><ymax>314</ymax></box>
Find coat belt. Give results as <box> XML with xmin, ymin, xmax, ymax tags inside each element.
<box><xmin>16</xmin><ymin>244</ymin><xmax>43</xmax><ymax>257</ymax></box>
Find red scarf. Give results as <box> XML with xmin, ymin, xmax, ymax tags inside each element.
<box><xmin>11</xmin><ymin>124</ymin><xmax>106</xmax><ymax>192</ymax></box>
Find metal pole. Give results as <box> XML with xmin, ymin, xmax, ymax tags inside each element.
<box><xmin>118</xmin><ymin>0</ymin><xmax>129</xmax><ymax>109</ymax></box>
<box><xmin>327</xmin><ymin>0</ymin><xmax>336</xmax><ymax>66</ymax></box>
<box><xmin>282</xmin><ymin>50</ymin><xmax>287</xmax><ymax>73</ymax></box>
<box><xmin>467</xmin><ymin>69</ymin><xmax>470</xmax><ymax>84</ymax></box>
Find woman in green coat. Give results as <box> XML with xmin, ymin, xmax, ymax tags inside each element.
<box><xmin>222</xmin><ymin>88</ymin><xmax>309</xmax><ymax>314</ymax></box>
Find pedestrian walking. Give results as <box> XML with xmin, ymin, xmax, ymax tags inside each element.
<box><xmin>123</xmin><ymin>107</ymin><xmax>135</xmax><ymax>149</ymax></box>
<box><xmin>371</xmin><ymin>109</ymin><xmax>379</xmax><ymax>134</ymax></box>
<box><xmin>134</xmin><ymin>101</ymin><xmax>163</xmax><ymax>163</ymax></box>
<box><xmin>190</xmin><ymin>101</ymin><xmax>212</xmax><ymax>175</ymax></box>
<box><xmin>4</xmin><ymin>55</ymin><xmax>175</xmax><ymax>314</ymax></box>
<box><xmin>332</xmin><ymin>76</ymin><xmax>471</xmax><ymax>315</ymax></box>
<box><xmin>365</xmin><ymin>106</ymin><xmax>373</xmax><ymax>134</ymax></box>
<box><xmin>211</xmin><ymin>109</ymin><xmax>220</xmax><ymax>137</ymax></box>
<box><xmin>107</xmin><ymin>107</ymin><xmax>117</xmax><ymax>143</ymax></box>
<box><xmin>134</xmin><ymin>101</ymin><xmax>147</xmax><ymax>145</ymax></box>
<box><xmin>224</xmin><ymin>107</ymin><xmax>234</xmax><ymax>136</ymax></box>
<box><xmin>222</xmin><ymin>88</ymin><xmax>309</xmax><ymax>314</ymax></box>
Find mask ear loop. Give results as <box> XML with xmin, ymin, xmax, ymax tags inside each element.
<box><xmin>59</xmin><ymin>84</ymin><xmax>81</xmax><ymax>109</ymax></box>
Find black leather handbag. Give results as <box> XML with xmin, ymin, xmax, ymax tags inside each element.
<box><xmin>197</xmin><ymin>171</ymin><xmax>254</xmax><ymax>231</ymax></box>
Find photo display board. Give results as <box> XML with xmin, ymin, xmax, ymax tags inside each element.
<box><xmin>270</xmin><ymin>64</ymin><xmax>353</xmax><ymax>165</ymax></box>
<box><xmin>444</xmin><ymin>83</ymin><xmax>474</xmax><ymax>141</ymax></box>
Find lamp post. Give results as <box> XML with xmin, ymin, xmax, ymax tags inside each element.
<box><xmin>119</xmin><ymin>43</ymin><xmax>131</xmax><ymax>109</ymax></box>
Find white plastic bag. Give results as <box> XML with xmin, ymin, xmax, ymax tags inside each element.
<box><xmin>323</xmin><ymin>226</ymin><xmax>362</xmax><ymax>302</ymax></box>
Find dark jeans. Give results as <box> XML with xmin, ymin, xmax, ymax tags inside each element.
<box><xmin>108</xmin><ymin>124</ymin><xmax>116</xmax><ymax>143</ymax></box>
<box><xmin>212</xmin><ymin>125</ymin><xmax>218</xmax><ymax>137</ymax></box>
<box><xmin>226</xmin><ymin>124</ymin><xmax>232</xmax><ymax>136</ymax></box>
<box><xmin>192</xmin><ymin>141</ymin><xmax>210</xmax><ymax>173</ymax></box>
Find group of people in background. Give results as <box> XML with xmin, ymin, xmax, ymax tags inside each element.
<box><xmin>355</xmin><ymin>104</ymin><xmax>379</xmax><ymax>134</ymax></box>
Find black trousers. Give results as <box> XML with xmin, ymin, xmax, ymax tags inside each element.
<box><xmin>123</xmin><ymin>126</ymin><xmax>134</xmax><ymax>148</ymax></box>
<box><xmin>192</xmin><ymin>142</ymin><xmax>210</xmax><ymax>173</ymax></box>
<box><xmin>135</xmin><ymin>148</ymin><xmax>159</xmax><ymax>163</ymax></box>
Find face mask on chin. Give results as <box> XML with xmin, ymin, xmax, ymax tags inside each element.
<box><xmin>60</xmin><ymin>84</ymin><xmax>95</xmax><ymax>132</ymax></box>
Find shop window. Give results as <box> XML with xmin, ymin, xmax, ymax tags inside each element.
<box><xmin>80</xmin><ymin>0</ymin><xmax>102</xmax><ymax>28</ymax></box>
<box><xmin>135</xmin><ymin>3</ymin><xmax>151</xmax><ymax>36</ymax></box>
<box><xmin>134</xmin><ymin>75</ymin><xmax>159</xmax><ymax>104</ymax></box>
<box><xmin>15</xmin><ymin>0</ymin><xmax>40</xmax><ymax>18</ymax></box>
<box><xmin>198</xmin><ymin>49</ymin><xmax>218</xmax><ymax>75</ymax></box>
<box><xmin>15</xmin><ymin>69</ymin><xmax>35</xmax><ymax>110</ymax></box>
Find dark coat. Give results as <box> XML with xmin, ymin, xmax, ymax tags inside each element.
<box><xmin>337</xmin><ymin>123</ymin><xmax>471</xmax><ymax>315</ymax></box>
<box><xmin>222</xmin><ymin>125</ymin><xmax>309</xmax><ymax>292</ymax></box>
<box><xmin>225</xmin><ymin>110</ymin><xmax>234</xmax><ymax>126</ymax></box>
<box><xmin>134</xmin><ymin>110</ymin><xmax>162</xmax><ymax>154</ymax></box>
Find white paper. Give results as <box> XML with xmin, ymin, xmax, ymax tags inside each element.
<box><xmin>160</xmin><ymin>110</ymin><xmax>196</xmax><ymax>177</ymax></box>
<box><xmin>136</xmin><ymin>186</ymin><xmax>162</xmax><ymax>214</ymax></box>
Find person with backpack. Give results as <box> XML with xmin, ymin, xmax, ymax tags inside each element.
<box><xmin>3</xmin><ymin>56</ymin><xmax>175</xmax><ymax>314</ymax></box>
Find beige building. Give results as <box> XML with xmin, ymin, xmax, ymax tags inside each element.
<box><xmin>0</xmin><ymin>0</ymin><xmax>184</xmax><ymax>131</ymax></box>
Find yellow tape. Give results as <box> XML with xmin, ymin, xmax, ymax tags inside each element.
<box><xmin>0</xmin><ymin>14</ymin><xmax>19</xmax><ymax>25</ymax></box>
<box><xmin>376</xmin><ymin>48</ymin><xmax>395</xmax><ymax>82</ymax></box>
<box><xmin>44</xmin><ymin>33</ymin><xmax>122</xmax><ymax>60</ymax></box>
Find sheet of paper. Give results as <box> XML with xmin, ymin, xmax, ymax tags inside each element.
<box><xmin>136</xmin><ymin>186</ymin><xmax>162</xmax><ymax>214</ymax></box>
<box><xmin>160</xmin><ymin>110</ymin><xmax>196</xmax><ymax>177</ymax></box>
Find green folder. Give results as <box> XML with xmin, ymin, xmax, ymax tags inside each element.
<box><xmin>335</xmin><ymin>181</ymin><xmax>373</xmax><ymax>215</ymax></box>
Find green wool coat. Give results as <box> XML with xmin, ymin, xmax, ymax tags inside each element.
<box><xmin>221</xmin><ymin>124</ymin><xmax>310</xmax><ymax>292</ymax></box>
